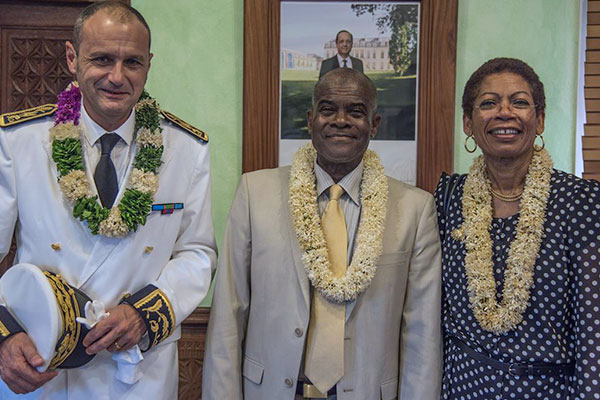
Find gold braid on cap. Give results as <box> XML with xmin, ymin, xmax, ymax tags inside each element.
<box><xmin>44</xmin><ymin>272</ymin><xmax>82</xmax><ymax>369</ymax></box>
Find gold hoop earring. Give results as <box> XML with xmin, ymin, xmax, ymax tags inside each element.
<box><xmin>534</xmin><ymin>134</ymin><xmax>545</xmax><ymax>152</ymax></box>
<box><xmin>464</xmin><ymin>134</ymin><xmax>477</xmax><ymax>153</ymax></box>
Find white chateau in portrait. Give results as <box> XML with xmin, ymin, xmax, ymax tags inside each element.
<box><xmin>281</xmin><ymin>48</ymin><xmax>323</xmax><ymax>70</ymax></box>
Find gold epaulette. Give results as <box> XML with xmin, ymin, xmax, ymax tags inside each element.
<box><xmin>160</xmin><ymin>110</ymin><xmax>208</xmax><ymax>142</ymax></box>
<box><xmin>0</xmin><ymin>104</ymin><xmax>57</xmax><ymax>128</ymax></box>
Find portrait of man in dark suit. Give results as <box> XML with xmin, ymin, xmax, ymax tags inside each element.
<box><xmin>280</xmin><ymin>2</ymin><xmax>419</xmax><ymax>183</ymax></box>
<box><xmin>319</xmin><ymin>30</ymin><xmax>364</xmax><ymax>78</ymax></box>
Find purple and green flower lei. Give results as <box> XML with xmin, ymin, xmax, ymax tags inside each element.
<box><xmin>50</xmin><ymin>83</ymin><xmax>163</xmax><ymax>236</ymax></box>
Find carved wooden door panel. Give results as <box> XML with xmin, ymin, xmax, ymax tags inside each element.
<box><xmin>0</xmin><ymin>1</ymin><xmax>85</xmax><ymax>273</ymax></box>
<box><xmin>178</xmin><ymin>308</ymin><xmax>210</xmax><ymax>399</ymax></box>
<box><xmin>1</xmin><ymin>28</ymin><xmax>73</xmax><ymax>112</ymax></box>
<box><xmin>0</xmin><ymin>1</ymin><xmax>86</xmax><ymax>114</ymax></box>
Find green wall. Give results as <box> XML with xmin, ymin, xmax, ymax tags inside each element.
<box><xmin>454</xmin><ymin>0</ymin><xmax>580</xmax><ymax>173</ymax></box>
<box><xmin>132</xmin><ymin>0</ymin><xmax>243</xmax><ymax>304</ymax></box>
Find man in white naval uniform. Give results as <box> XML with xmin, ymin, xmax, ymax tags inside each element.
<box><xmin>0</xmin><ymin>2</ymin><xmax>216</xmax><ymax>399</ymax></box>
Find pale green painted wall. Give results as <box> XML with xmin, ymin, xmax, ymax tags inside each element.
<box><xmin>454</xmin><ymin>0</ymin><xmax>580</xmax><ymax>173</ymax></box>
<box><xmin>131</xmin><ymin>0</ymin><xmax>243</xmax><ymax>305</ymax></box>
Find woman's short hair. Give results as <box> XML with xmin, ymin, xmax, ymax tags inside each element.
<box><xmin>462</xmin><ymin>57</ymin><xmax>545</xmax><ymax>117</ymax></box>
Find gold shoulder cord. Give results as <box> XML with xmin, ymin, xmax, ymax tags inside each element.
<box><xmin>160</xmin><ymin>110</ymin><xmax>208</xmax><ymax>142</ymax></box>
<box><xmin>0</xmin><ymin>104</ymin><xmax>57</xmax><ymax>127</ymax></box>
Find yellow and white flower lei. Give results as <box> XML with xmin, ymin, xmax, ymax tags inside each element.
<box><xmin>289</xmin><ymin>143</ymin><xmax>388</xmax><ymax>303</ymax></box>
<box><xmin>452</xmin><ymin>149</ymin><xmax>553</xmax><ymax>334</ymax></box>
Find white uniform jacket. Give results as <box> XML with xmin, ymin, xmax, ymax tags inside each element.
<box><xmin>0</xmin><ymin>110</ymin><xmax>217</xmax><ymax>400</ymax></box>
<box><xmin>203</xmin><ymin>166</ymin><xmax>442</xmax><ymax>400</ymax></box>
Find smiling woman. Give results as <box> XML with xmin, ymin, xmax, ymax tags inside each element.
<box><xmin>435</xmin><ymin>57</ymin><xmax>600</xmax><ymax>400</ymax></box>
<box><xmin>463</xmin><ymin>72</ymin><xmax>544</xmax><ymax>190</ymax></box>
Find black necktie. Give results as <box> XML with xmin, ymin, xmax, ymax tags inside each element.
<box><xmin>94</xmin><ymin>133</ymin><xmax>120</xmax><ymax>208</ymax></box>
<box><xmin>343</xmin><ymin>59</ymin><xmax>347</xmax><ymax>68</ymax></box>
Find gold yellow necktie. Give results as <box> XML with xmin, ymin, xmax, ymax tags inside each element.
<box><xmin>304</xmin><ymin>184</ymin><xmax>346</xmax><ymax>394</ymax></box>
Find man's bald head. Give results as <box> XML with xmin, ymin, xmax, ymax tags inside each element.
<box><xmin>72</xmin><ymin>1</ymin><xmax>151</xmax><ymax>52</ymax></box>
<box><xmin>313</xmin><ymin>69</ymin><xmax>378</xmax><ymax>116</ymax></box>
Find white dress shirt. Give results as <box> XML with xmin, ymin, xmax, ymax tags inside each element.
<box><xmin>337</xmin><ymin>54</ymin><xmax>353</xmax><ymax>69</ymax></box>
<box><xmin>79</xmin><ymin>103</ymin><xmax>136</xmax><ymax>187</ymax></box>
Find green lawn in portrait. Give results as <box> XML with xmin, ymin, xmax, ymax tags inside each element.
<box><xmin>280</xmin><ymin>70</ymin><xmax>416</xmax><ymax>140</ymax></box>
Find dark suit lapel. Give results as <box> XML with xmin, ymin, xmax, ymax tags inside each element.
<box><xmin>332</xmin><ymin>56</ymin><xmax>340</xmax><ymax>69</ymax></box>
<box><xmin>350</xmin><ymin>56</ymin><xmax>363</xmax><ymax>73</ymax></box>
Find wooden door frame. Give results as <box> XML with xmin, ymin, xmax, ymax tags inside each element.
<box><xmin>242</xmin><ymin>0</ymin><xmax>457</xmax><ymax>192</ymax></box>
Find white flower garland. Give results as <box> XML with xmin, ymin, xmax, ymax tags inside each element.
<box><xmin>452</xmin><ymin>149</ymin><xmax>553</xmax><ymax>334</ymax></box>
<box><xmin>289</xmin><ymin>143</ymin><xmax>388</xmax><ymax>303</ymax></box>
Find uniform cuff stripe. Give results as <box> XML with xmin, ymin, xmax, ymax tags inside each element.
<box><xmin>121</xmin><ymin>285</ymin><xmax>175</xmax><ymax>351</ymax></box>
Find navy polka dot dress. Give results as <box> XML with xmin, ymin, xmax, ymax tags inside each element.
<box><xmin>435</xmin><ymin>170</ymin><xmax>600</xmax><ymax>400</ymax></box>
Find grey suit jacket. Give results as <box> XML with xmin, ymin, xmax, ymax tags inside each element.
<box><xmin>203</xmin><ymin>166</ymin><xmax>442</xmax><ymax>400</ymax></box>
<box><xmin>319</xmin><ymin>55</ymin><xmax>364</xmax><ymax>78</ymax></box>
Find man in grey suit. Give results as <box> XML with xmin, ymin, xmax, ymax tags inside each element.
<box><xmin>319</xmin><ymin>30</ymin><xmax>364</xmax><ymax>78</ymax></box>
<box><xmin>203</xmin><ymin>68</ymin><xmax>441</xmax><ymax>400</ymax></box>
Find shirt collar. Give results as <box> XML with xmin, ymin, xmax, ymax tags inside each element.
<box><xmin>80</xmin><ymin>100</ymin><xmax>135</xmax><ymax>147</ymax></box>
<box><xmin>314</xmin><ymin>160</ymin><xmax>363</xmax><ymax>206</ymax></box>
<box><xmin>337</xmin><ymin>53</ymin><xmax>350</xmax><ymax>64</ymax></box>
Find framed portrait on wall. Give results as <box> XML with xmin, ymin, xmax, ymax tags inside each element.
<box><xmin>279</xmin><ymin>1</ymin><xmax>420</xmax><ymax>184</ymax></box>
<box><xmin>243</xmin><ymin>0</ymin><xmax>457</xmax><ymax>193</ymax></box>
